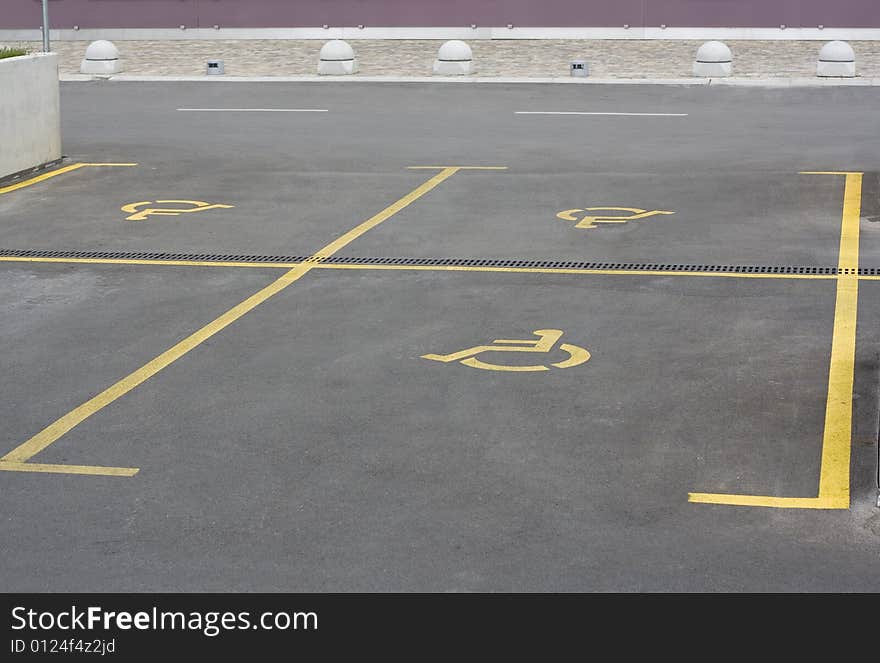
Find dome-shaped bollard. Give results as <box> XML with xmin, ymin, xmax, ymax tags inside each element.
<box><xmin>318</xmin><ymin>40</ymin><xmax>358</xmax><ymax>75</ymax></box>
<box><xmin>817</xmin><ymin>41</ymin><xmax>855</xmax><ymax>77</ymax></box>
<box><xmin>433</xmin><ymin>40</ymin><xmax>473</xmax><ymax>75</ymax></box>
<box><xmin>80</xmin><ymin>40</ymin><xmax>122</xmax><ymax>75</ymax></box>
<box><xmin>692</xmin><ymin>41</ymin><xmax>731</xmax><ymax>77</ymax></box>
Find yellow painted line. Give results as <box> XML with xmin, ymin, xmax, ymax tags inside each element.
<box><xmin>690</xmin><ymin>171</ymin><xmax>862</xmax><ymax>509</ymax></box>
<box><xmin>0</xmin><ymin>162</ymin><xmax>138</xmax><ymax>195</ymax></box>
<box><xmin>0</xmin><ymin>164</ymin><xmax>86</xmax><ymax>194</ymax></box>
<box><xmin>685</xmin><ymin>493</ymin><xmax>844</xmax><ymax>509</ymax></box>
<box><xmin>816</xmin><ymin>173</ymin><xmax>861</xmax><ymax>505</ymax></box>
<box><xmin>0</xmin><ymin>461</ymin><xmax>139</xmax><ymax>477</ymax></box>
<box><xmin>0</xmin><ymin>166</ymin><xmax>471</xmax><ymax>474</ymax></box>
<box><xmin>306</xmin><ymin>168</ymin><xmax>464</xmax><ymax>259</ymax></box>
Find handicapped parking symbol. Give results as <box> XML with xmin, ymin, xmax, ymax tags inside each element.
<box><xmin>556</xmin><ymin>207</ymin><xmax>674</xmax><ymax>229</ymax></box>
<box><xmin>121</xmin><ymin>199</ymin><xmax>234</xmax><ymax>221</ymax></box>
<box><xmin>421</xmin><ymin>329</ymin><xmax>590</xmax><ymax>372</ymax></box>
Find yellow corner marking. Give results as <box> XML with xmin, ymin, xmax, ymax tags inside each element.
<box><xmin>0</xmin><ymin>166</ymin><xmax>471</xmax><ymax>475</ymax></box>
<box><xmin>422</xmin><ymin>329</ymin><xmax>590</xmax><ymax>372</ymax></box>
<box><xmin>121</xmin><ymin>200</ymin><xmax>234</xmax><ymax>221</ymax></box>
<box><xmin>690</xmin><ymin>171</ymin><xmax>863</xmax><ymax>509</ymax></box>
<box><xmin>557</xmin><ymin>207</ymin><xmax>675</xmax><ymax>229</ymax></box>
<box><xmin>0</xmin><ymin>461</ymin><xmax>140</xmax><ymax>477</ymax></box>
<box><xmin>0</xmin><ymin>163</ymin><xmax>137</xmax><ymax>195</ymax></box>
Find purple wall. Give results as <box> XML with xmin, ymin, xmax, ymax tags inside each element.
<box><xmin>4</xmin><ymin>0</ymin><xmax>879</xmax><ymax>30</ymax></box>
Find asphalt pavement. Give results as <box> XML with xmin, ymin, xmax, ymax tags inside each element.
<box><xmin>1</xmin><ymin>81</ymin><xmax>878</xmax><ymax>591</ymax></box>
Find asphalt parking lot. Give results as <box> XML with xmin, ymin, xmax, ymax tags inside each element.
<box><xmin>1</xmin><ymin>81</ymin><xmax>879</xmax><ymax>591</ymax></box>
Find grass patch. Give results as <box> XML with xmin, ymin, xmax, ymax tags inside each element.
<box><xmin>0</xmin><ymin>47</ymin><xmax>29</xmax><ymax>60</ymax></box>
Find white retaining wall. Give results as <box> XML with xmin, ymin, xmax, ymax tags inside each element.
<box><xmin>0</xmin><ymin>53</ymin><xmax>61</xmax><ymax>180</ymax></box>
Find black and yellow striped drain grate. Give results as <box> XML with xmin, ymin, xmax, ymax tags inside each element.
<box><xmin>0</xmin><ymin>248</ymin><xmax>876</xmax><ymax>276</ymax></box>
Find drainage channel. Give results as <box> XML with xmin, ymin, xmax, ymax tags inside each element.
<box><xmin>3</xmin><ymin>248</ymin><xmax>880</xmax><ymax>276</ymax></box>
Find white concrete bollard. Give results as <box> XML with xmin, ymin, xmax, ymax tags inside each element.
<box><xmin>318</xmin><ymin>40</ymin><xmax>358</xmax><ymax>75</ymax></box>
<box><xmin>817</xmin><ymin>41</ymin><xmax>855</xmax><ymax>77</ymax></box>
<box><xmin>692</xmin><ymin>41</ymin><xmax>731</xmax><ymax>77</ymax></box>
<box><xmin>80</xmin><ymin>40</ymin><xmax>122</xmax><ymax>75</ymax></box>
<box><xmin>433</xmin><ymin>40</ymin><xmax>473</xmax><ymax>75</ymax></box>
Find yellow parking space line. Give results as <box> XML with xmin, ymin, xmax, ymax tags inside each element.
<box><xmin>816</xmin><ymin>173</ymin><xmax>862</xmax><ymax>505</ymax></box>
<box><xmin>690</xmin><ymin>171</ymin><xmax>863</xmax><ymax>509</ymax></box>
<box><xmin>0</xmin><ymin>166</ymin><xmax>475</xmax><ymax>475</ymax></box>
<box><xmin>686</xmin><ymin>493</ymin><xmax>847</xmax><ymax>509</ymax></box>
<box><xmin>305</xmin><ymin>169</ymin><xmax>463</xmax><ymax>259</ymax></box>
<box><xmin>0</xmin><ymin>272</ymin><xmax>315</xmax><ymax>465</ymax></box>
<box><xmin>0</xmin><ymin>461</ymin><xmax>139</xmax><ymax>477</ymax></box>
<box><xmin>0</xmin><ymin>164</ymin><xmax>87</xmax><ymax>194</ymax></box>
<box><xmin>0</xmin><ymin>162</ymin><xmax>138</xmax><ymax>195</ymax></box>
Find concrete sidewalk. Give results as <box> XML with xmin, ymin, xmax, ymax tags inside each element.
<box><xmin>5</xmin><ymin>38</ymin><xmax>880</xmax><ymax>79</ymax></box>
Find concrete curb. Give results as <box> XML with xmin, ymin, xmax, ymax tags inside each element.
<box><xmin>60</xmin><ymin>73</ymin><xmax>880</xmax><ymax>86</ymax></box>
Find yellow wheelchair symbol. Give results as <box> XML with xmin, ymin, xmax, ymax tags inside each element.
<box><xmin>556</xmin><ymin>207</ymin><xmax>674</xmax><ymax>229</ymax></box>
<box><xmin>421</xmin><ymin>329</ymin><xmax>590</xmax><ymax>372</ymax></box>
<box><xmin>121</xmin><ymin>200</ymin><xmax>234</xmax><ymax>221</ymax></box>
